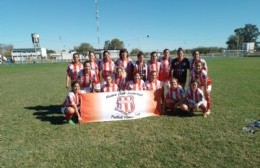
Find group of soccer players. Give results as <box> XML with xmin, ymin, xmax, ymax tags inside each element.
<box><xmin>62</xmin><ymin>48</ymin><xmax>212</xmax><ymax>125</ymax></box>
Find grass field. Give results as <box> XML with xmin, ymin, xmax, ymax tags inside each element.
<box><xmin>1</xmin><ymin>57</ymin><xmax>260</xmax><ymax>168</ymax></box>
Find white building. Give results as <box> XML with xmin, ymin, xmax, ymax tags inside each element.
<box><xmin>242</xmin><ymin>42</ymin><xmax>255</xmax><ymax>53</ymax></box>
<box><xmin>11</xmin><ymin>48</ymin><xmax>47</xmax><ymax>62</ymax></box>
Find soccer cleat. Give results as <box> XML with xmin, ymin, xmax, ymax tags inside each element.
<box><xmin>203</xmin><ymin>113</ymin><xmax>208</xmax><ymax>118</ymax></box>
<box><xmin>206</xmin><ymin>109</ymin><xmax>211</xmax><ymax>115</ymax></box>
<box><xmin>68</xmin><ymin>120</ymin><xmax>76</xmax><ymax>126</ymax></box>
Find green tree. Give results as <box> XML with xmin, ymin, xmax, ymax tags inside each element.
<box><xmin>0</xmin><ymin>44</ymin><xmax>13</xmax><ymax>57</ymax></box>
<box><xmin>130</xmin><ymin>48</ymin><xmax>141</xmax><ymax>56</ymax></box>
<box><xmin>74</xmin><ymin>43</ymin><xmax>94</xmax><ymax>56</ymax></box>
<box><xmin>104</xmin><ymin>40</ymin><xmax>111</xmax><ymax>50</ymax></box>
<box><xmin>235</xmin><ymin>24</ymin><xmax>260</xmax><ymax>42</ymax></box>
<box><xmin>226</xmin><ymin>24</ymin><xmax>260</xmax><ymax>49</ymax></box>
<box><xmin>226</xmin><ymin>35</ymin><xmax>240</xmax><ymax>50</ymax></box>
<box><xmin>103</xmin><ymin>38</ymin><xmax>124</xmax><ymax>50</ymax></box>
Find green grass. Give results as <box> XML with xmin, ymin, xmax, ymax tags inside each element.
<box><xmin>1</xmin><ymin>58</ymin><xmax>260</xmax><ymax>168</ymax></box>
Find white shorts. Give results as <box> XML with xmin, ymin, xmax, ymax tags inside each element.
<box><xmin>61</xmin><ymin>106</ymin><xmax>67</xmax><ymax>114</ymax></box>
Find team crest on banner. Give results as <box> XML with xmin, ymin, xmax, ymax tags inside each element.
<box><xmin>115</xmin><ymin>95</ymin><xmax>135</xmax><ymax>115</ymax></box>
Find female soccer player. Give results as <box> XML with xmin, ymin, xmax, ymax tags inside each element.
<box><xmin>115</xmin><ymin>48</ymin><xmax>134</xmax><ymax>81</ymax></box>
<box><xmin>100</xmin><ymin>50</ymin><xmax>115</xmax><ymax>82</ymax></box>
<box><xmin>148</xmin><ymin>51</ymin><xmax>161</xmax><ymax>76</ymax></box>
<box><xmin>88</xmin><ymin>51</ymin><xmax>100</xmax><ymax>75</ymax></box>
<box><xmin>186</xmin><ymin>79</ymin><xmax>208</xmax><ymax>117</ymax></box>
<box><xmin>66</xmin><ymin>53</ymin><xmax>83</xmax><ymax>88</ymax></box>
<box><xmin>145</xmin><ymin>71</ymin><xmax>162</xmax><ymax>91</ymax></box>
<box><xmin>133</xmin><ymin>51</ymin><xmax>148</xmax><ymax>81</ymax></box>
<box><xmin>78</xmin><ymin>60</ymin><xmax>100</xmax><ymax>93</ymax></box>
<box><xmin>165</xmin><ymin>78</ymin><xmax>187</xmax><ymax>112</ymax></box>
<box><xmin>126</xmin><ymin>73</ymin><xmax>146</xmax><ymax>91</ymax></box>
<box><xmin>190</xmin><ymin>61</ymin><xmax>212</xmax><ymax>114</ymax></box>
<box><xmin>101</xmin><ymin>75</ymin><xmax>118</xmax><ymax>92</ymax></box>
<box><xmin>114</xmin><ymin>66</ymin><xmax>127</xmax><ymax>91</ymax></box>
<box><xmin>61</xmin><ymin>80</ymin><xmax>82</xmax><ymax>125</ymax></box>
<box><xmin>189</xmin><ymin>50</ymin><xmax>208</xmax><ymax>72</ymax></box>
<box><xmin>171</xmin><ymin>48</ymin><xmax>190</xmax><ymax>88</ymax></box>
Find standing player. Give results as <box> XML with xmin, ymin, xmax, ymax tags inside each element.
<box><xmin>133</xmin><ymin>51</ymin><xmax>148</xmax><ymax>81</ymax></box>
<box><xmin>171</xmin><ymin>48</ymin><xmax>190</xmax><ymax>88</ymax></box>
<box><xmin>115</xmin><ymin>48</ymin><xmax>134</xmax><ymax>81</ymax></box>
<box><xmin>66</xmin><ymin>53</ymin><xmax>83</xmax><ymax>88</ymax></box>
<box><xmin>88</xmin><ymin>51</ymin><xmax>100</xmax><ymax>75</ymax></box>
<box><xmin>190</xmin><ymin>50</ymin><xmax>208</xmax><ymax>72</ymax></box>
<box><xmin>100</xmin><ymin>50</ymin><xmax>115</xmax><ymax>84</ymax></box>
<box><xmin>190</xmin><ymin>61</ymin><xmax>212</xmax><ymax>114</ymax></box>
<box><xmin>159</xmin><ymin>49</ymin><xmax>171</xmax><ymax>82</ymax></box>
<box><xmin>78</xmin><ymin>60</ymin><xmax>100</xmax><ymax>93</ymax></box>
<box><xmin>148</xmin><ymin>51</ymin><xmax>161</xmax><ymax>75</ymax></box>
<box><xmin>186</xmin><ymin>79</ymin><xmax>208</xmax><ymax>117</ymax></box>
<box><xmin>61</xmin><ymin>80</ymin><xmax>82</xmax><ymax>125</ymax></box>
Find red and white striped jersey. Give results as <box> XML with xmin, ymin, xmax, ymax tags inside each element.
<box><xmin>100</xmin><ymin>59</ymin><xmax>115</xmax><ymax>79</ymax></box>
<box><xmin>190</xmin><ymin>69</ymin><xmax>207</xmax><ymax>88</ymax></box>
<box><xmin>133</xmin><ymin>61</ymin><xmax>148</xmax><ymax>81</ymax></box>
<box><xmin>186</xmin><ymin>87</ymin><xmax>206</xmax><ymax>106</ymax></box>
<box><xmin>78</xmin><ymin>70</ymin><xmax>100</xmax><ymax>92</ymax></box>
<box><xmin>66</xmin><ymin>62</ymin><xmax>83</xmax><ymax>81</ymax></box>
<box><xmin>126</xmin><ymin>80</ymin><xmax>146</xmax><ymax>91</ymax></box>
<box><xmin>148</xmin><ymin>61</ymin><xmax>161</xmax><ymax>75</ymax></box>
<box><xmin>114</xmin><ymin>75</ymin><xmax>127</xmax><ymax>91</ymax></box>
<box><xmin>62</xmin><ymin>92</ymin><xmax>80</xmax><ymax>108</ymax></box>
<box><xmin>145</xmin><ymin>79</ymin><xmax>162</xmax><ymax>90</ymax></box>
<box><xmin>90</xmin><ymin>59</ymin><xmax>100</xmax><ymax>75</ymax></box>
<box><xmin>101</xmin><ymin>83</ymin><xmax>118</xmax><ymax>92</ymax></box>
<box><xmin>189</xmin><ymin>58</ymin><xmax>208</xmax><ymax>72</ymax></box>
<box><xmin>159</xmin><ymin>57</ymin><xmax>171</xmax><ymax>82</ymax></box>
<box><xmin>115</xmin><ymin>58</ymin><xmax>132</xmax><ymax>70</ymax></box>
<box><xmin>166</xmin><ymin>85</ymin><xmax>186</xmax><ymax>101</ymax></box>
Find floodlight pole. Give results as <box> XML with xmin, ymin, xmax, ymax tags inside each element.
<box><xmin>95</xmin><ymin>0</ymin><xmax>100</xmax><ymax>49</ymax></box>
<box><xmin>147</xmin><ymin>35</ymin><xmax>150</xmax><ymax>56</ymax></box>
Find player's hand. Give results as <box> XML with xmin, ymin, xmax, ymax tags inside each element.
<box><xmin>78</xmin><ymin>117</ymin><xmax>82</xmax><ymax>124</ymax></box>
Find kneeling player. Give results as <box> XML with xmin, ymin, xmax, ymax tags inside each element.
<box><xmin>186</xmin><ymin>80</ymin><xmax>208</xmax><ymax>117</ymax></box>
<box><xmin>61</xmin><ymin>80</ymin><xmax>82</xmax><ymax>125</ymax></box>
<box><xmin>165</xmin><ymin>78</ymin><xmax>187</xmax><ymax>112</ymax></box>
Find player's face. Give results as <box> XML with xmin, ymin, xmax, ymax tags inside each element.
<box><xmin>190</xmin><ymin>82</ymin><xmax>198</xmax><ymax>92</ymax></box>
<box><xmin>73</xmin><ymin>54</ymin><xmax>80</xmax><ymax>62</ymax></box>
<box><xmin>103</xmin><ymin>52</ymin><xmax>110</xmax><ymax>61</ymax></box>
<box><xmin>196</xmin><ymin>63</ymin><xmax>202</xmax><ymax>72</ymax></box>
<box><xmin>84</xmin><ymin>63</ymin><xmax>91</xmax><ymax>72</ymax></box>
<box><xmin>177</xmin><ymin>51</ymin><xmax>183</xmax><ymax>58</ymax></box>
<box><xmin>106</xmin><ymin>76</ymin><xmax>112</xmax><ymax>84</ymax></box>
<box><xmin>164</xmin><ymin>50</ymin><xmax>170</xmax><ymax>58</ymax></box>
<box><xmin>134</xmin><ymin>73</ymin><xmax>141</xmax><ymax>82</ymax></box>
<box><xmin>117</xmin><ymin>68</ymin><xmax>123</xmax><ymax>75</ymax></box>
<box><xmin>170</xmin><ymin>80</ymin><xmax>178</xmax><ymax>89</ymax></box>
<box><xmin>150</xmin><ymin>72</ymin><xmax>157</xmax><ymax>81</ymax></box>
<box><xmin>194</xmin><ymin>51</ymin><xmax>200</xmax><ymax>61</ymax></box>
<box><xmin>122</xmin><ymin>52</ymin><xmax>127</xmax><ymax>60</ymax></box>
<box><xmin>89</xmin><ymin>53</ymin><xmax>95</xmax><ymax>61</ymax></box>
<box><xmin>138</xmin><ymin>55</ymin><xmax>144</xmax><ymax>62</ymax></box>
<box><xmin>73</xmin><ymin>83</ymin><xmax>81</xmax><ymax>93</ymax></box>
<box><xmin>151</xmin><ymin>54</ymin><xmax>157</xmax><ymax>62</ymax></box>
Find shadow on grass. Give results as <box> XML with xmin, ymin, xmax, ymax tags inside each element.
<box><xmin>163</xmin><ymin>109</ymin><xmax>201</xmax><ymax>117</ymax></box>
<box><xmin>25</xmin><ymin>105</ymin><xmax>65</xmax><ymax>125</ymax></box>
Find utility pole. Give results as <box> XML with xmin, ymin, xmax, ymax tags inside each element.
<box><xmin>95</xmin><ymin>0</ymin><xmax>100</xmax><ymax>50</ymax></box>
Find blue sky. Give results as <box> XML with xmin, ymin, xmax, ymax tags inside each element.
<box><xmin>1</xmin><ymin>0</ymin><xmax>259</xmax><ymax>52</ymax></box>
